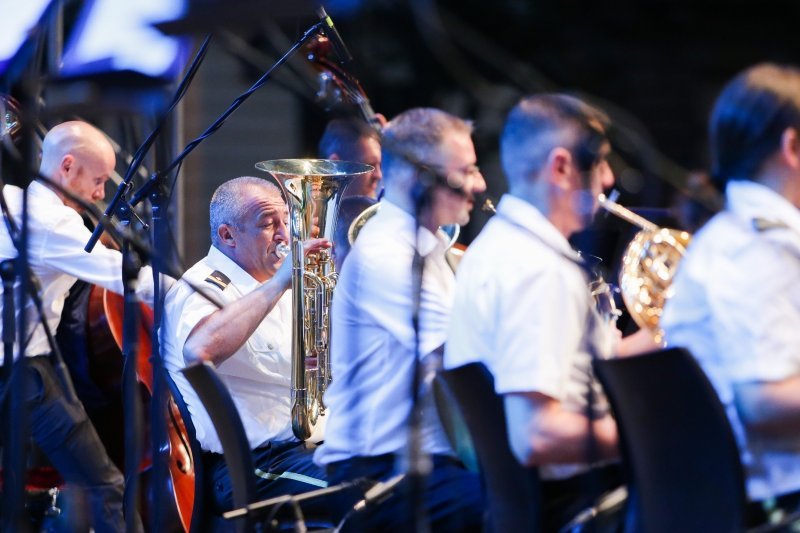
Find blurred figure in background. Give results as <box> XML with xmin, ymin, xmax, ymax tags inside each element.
<box><xmin>319</xmin><ymin>117</ymin><xmax>383</xmax><ymax>199</ymax></box>
<box><xmin>662</xmin><ymin>63</ymin><xmax>800</xmax><ymax>525</ymax></box>
<box><xmin>316</xmin><ymin>108</ymin><xmax>487</xmax><ymax>532</ymax></box>
<box><xmin>446</xmin><ymin>94</ymin><xmax>628</xmax><ymax>530</ymax></box>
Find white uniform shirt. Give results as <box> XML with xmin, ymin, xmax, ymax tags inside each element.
<box><xmin>161</xmin><ymin>245</ymin><xmax>296</xmax><ymax>454</ymax></box>
<box><xmin>445</xmin><ymin>194</ymin><xmax>612</xmax><ymax>480</ymax></box>
<box><xmin>662</xmin><ymin>180</ymin><xmax>800</xmax><ymax>501</ymax></box>
<box><xmin>0</xmin><ymin>181</ymin><xmax>154</xmax><ymax>358</ymax></box>
<box><xmin>315</xmin><ymin>201</ymin><xmax>454</xmax><ymax>466</ymax></box>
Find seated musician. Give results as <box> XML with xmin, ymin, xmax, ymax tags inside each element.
<box><xmin>0</xmin><ymin>120</ymin><xmax>152</xmax><ymax>531</ymax></box>
<box><xmin>319</xmin><ymin>117</ymin><xmax>383</xmax><ymax>199</ymax></box>
<box><xmin>160</xmin><ymin>176</ymin><xmax>330</xmax><ymax>514</ymax></box>
<box><xmin>445</xmin><ymin>94</ymin><xmax>628</xmax><ymax>530</ymax></box>
<box><xmin>662</xmin><ymin>63</ymin><xmax>800</xmax><ymax>523</ymax></box>
<box><xmin>314</xmin><ymin>108</ymin><xmax>487</xmax><ymax>531</ymax></box>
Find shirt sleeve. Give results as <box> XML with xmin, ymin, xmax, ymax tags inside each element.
<box><xmin>35</xmin><ymin>209</ymin><xmax>158</xmax><ymax>306</ymax></box>
<box><xmin>490</xmin><ymin>262</ymin><xmax>587</xmax><ymax>401</ymax></box>
<box><xmin>711</xmin><ymin>238</ymin><xmax>800</xmax><ymax>382</ymax></box>
<box><xmin>166</xmin><ymin>281</ymin><xmax>223</xmax><ymax>366</ymax></box>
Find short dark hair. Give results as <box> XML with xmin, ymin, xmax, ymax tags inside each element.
<box><xmin>710</xmin><ymin>63</ymin><xmax>800</xmax><ymax>190</ymax></box>
<box><xmin>500</xmin><ymin>93</ymin><xmax>609</xmax><ymax>188</ymax></box>
<box><xmin>319</xmin><ymin>118</ymin><xmax>379</xmax><ymax>160</ymax></box>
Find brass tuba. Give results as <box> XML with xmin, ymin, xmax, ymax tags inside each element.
<box><xmin>598</xmin><ymin>194</ymin><xmax>691</xmax><ymax>342</ymax></box>
<box><xmin>255</xmin><ymin>159</ymin><xmax>374</xmax><ymax>440</ymax></box>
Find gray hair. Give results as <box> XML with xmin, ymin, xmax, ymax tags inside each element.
<box><xmin>381</xmin><ymin>108</ymin><xmax>473</xmax><ymax>180</ymax></box>
<box><xmin>209</xmin><ymin>176</ymin><xmax>282</xmax><ymax>246</ymax></box>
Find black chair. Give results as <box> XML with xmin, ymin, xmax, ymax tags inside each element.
<box><xmin>593</xmin><ymin>347</ymin><xmax>748</xmax><ymax>533</ymax></box>
<box><xmin>182</xmin><ymin>362</ymin><xmax>257</xmax><ymax>533</ymax></box>
<box><xmin>437</xmin><ymin>362</ymin><xmax>542</xmax><ymax>532</ymax></box>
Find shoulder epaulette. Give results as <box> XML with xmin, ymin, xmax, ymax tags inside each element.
<box><xmin>752</xmin><ymin>218</ymin><xmax>789</xmax><ymax>232</ymax></box>
<box><xmin>205</xmin><ymin>270</ymin><xmax>231</xmax><ymax>290</ymax></box>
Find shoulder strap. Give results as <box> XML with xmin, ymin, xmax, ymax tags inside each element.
<box><xmin>204</xmin><ymin>270</ymin><xmax>231</xmax><ymax>290</ymax></box>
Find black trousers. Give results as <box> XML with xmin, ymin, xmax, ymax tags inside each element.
<box><xmin>1</xmin><ymin>356</ymin><xmax>140</xmax><ymax>532</ymax></box>
<box><xmin>205</xmin><ymin>438</ymin><xmax>330</xmax><ymax>519</ymax></box>
<box><xmin>326</xmin><ymin>453</ymin><xmax>485</xmax><ymax>533</ymax></box>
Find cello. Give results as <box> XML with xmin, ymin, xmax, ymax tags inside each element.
<box><xmin>88</xmin><ymin>285</ymin><xmax>195</xmax><ymax>532</ymax></box>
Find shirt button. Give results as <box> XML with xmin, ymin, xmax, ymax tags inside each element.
<box><xmin>268</xmin><ymin>344</ymin><xmax>275</xmax><ymax>350</ymax></box>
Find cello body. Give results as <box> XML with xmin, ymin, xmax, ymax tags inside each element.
<box><xmin>85</xmin><ymin>285</ymin><xmax>194</xmax><ymax>532</ymax></box>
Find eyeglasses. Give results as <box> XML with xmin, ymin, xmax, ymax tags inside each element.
<box><xmin>424</xmin><ymin>163</ymin><xmax>482</xmax><ymax>190</ymax></box>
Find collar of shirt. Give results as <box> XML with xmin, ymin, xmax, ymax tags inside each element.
<box><xmin>205</xmin><ymin>245</ymin><xmax>262</xmax><ymax>294</ymax></box>
<box><xmin>496</xmin><ymin>193</ymin><xmax>583</xmax><ymax>263</ymax></box>
<box><xmin>380</xmin><ymin>199</ymin><xmax>444</xmax><ymax>257</ymax></box>
<box><xmin>727</xmin><ymin>180</ymin><xmax>800</xmax><ymax>236</ymax></box>
<box><xmin>29</xmin><ymin>180</ymin><xmax>63</xmax><ymax>204</ymax></box>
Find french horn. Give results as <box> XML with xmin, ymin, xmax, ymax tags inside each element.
<box><xmin>598</xmin><ymin>193</ymin><xmax>691</xmax><ymax>342</ymax></box>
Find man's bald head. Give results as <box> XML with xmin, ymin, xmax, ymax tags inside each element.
<box><xmin>39</xmin><ymin>121</ymin><xmax>116</xmax><ymax>212</ymax></box>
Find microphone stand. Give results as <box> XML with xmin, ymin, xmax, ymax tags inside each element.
<box><xmin>120</xmin><ymin>19</ymin><xmax>324</xmax><ymax>530</ymax></box>
<box><xmin>1</xmin><ymin>69</ymin><xmax>43</xmax><ymax>533</ymax></box>
<box><xmin>409</xmin><ymin>187</ymin><xmax>432</xmax><ymax>533</ymax></box>
<box><xmin>84</xmin><ymin>34</ymin><xmax>212</xmax><ymax>254</ymax></box>
<box><xmin>118</xmin><ymin>199</ymin><xmax>145</xmax><ymax>533</ymax></box>
<box><xmin>223</xmin><ymin>479</ymin><xmax>369</xmax><ymax>530</ymax></box>
<box><xmin>128</xmin><ymin>18</ymin><xmax>325</xmax><ymax>207</ymax></box>
<box><xmin>77</xmin><ymin>33</ymin><xmax>206</xmax><ymax>530</ymax></box>
<box><xmin>0</xmin><ymin>257</ymin><xmax>25</xmax><ymax>533</ymax></box>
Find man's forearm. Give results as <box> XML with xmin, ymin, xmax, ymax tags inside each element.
<box><xmin>183</xmin><ymin>278</ymin><xmax>288</xmax><ymax>366</ymax></box>
<box><xmin>506</xmin><ymin>392</ymin><xmax>619</xmax><ymax>466</ymax></box>
<box><xmin>735</xmin><ymin>375</ymin><xmax>800</xmax><ymax>438</ymax></box>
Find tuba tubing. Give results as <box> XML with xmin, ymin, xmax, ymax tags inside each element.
<box><xmin>256</xmin><ymin>159</ymin><xmax>374</xmax><ymax>441</ymax></box>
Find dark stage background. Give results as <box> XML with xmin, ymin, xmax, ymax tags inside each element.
<box><xmin>178</xmin><ymin>0</ymin><xmax>800</xmax><ymax>298</ymax></box>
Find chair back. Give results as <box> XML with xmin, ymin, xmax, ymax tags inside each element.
<box><xmin>593</xmin><ymin>347</ymin><xmax>747</xmax><ymax>533</ymax></box>
<box><xmin>182</xmin><ymin>362</ymin><xmax>256</xmax><ymax>533</ymax></box>
<box><xmin>437</xmin><ymin>363</ymin><xmax>542</xmax><ymax>532</ymax></box>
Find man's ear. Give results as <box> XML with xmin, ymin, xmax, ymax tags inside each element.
<box><xmin>59</xmin><ymin>154</ymin><xmax>74</xmax><ymax>181</ymax></box>
<box><xmin>217</xmin><ymin>224</ymin><xmax>236</xmax><ymax>247</ymax></box>
<box><xmin>781</xmin><ymin>127</ymin><xmax>800</xmax><ymax>170</ymax></box>
<box><xmin>545</xmin><ymin>147</ymin><xmax>574</xmax><ymax>191</ymax></box>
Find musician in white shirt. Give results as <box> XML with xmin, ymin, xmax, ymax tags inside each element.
<box><xmin>0</xmin><ymin>121</ymin><xmax>153</xmax><ymax>532</ymax></box>
<box><xmin>663</xmin><ymin>63</ymin><xmax>800</xmax><ymax>523</ymax></box>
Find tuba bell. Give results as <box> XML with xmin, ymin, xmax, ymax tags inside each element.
<box><xmin>598</xmin><ymin>193</ymin><xmax>691</xmax><ymax>342</ymax></box>
<box><xmin>255</xmin><ymin>159</ymin><xmax>374</xmax><ymax>441</ymax></box>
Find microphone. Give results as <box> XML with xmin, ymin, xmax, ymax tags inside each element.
<box><xmin>353</xmin><ymin>474</ymin><xmax>406</xmax><ymax>512</ymax></box>
<box><xmin>316</xmin><ymin>6</ymin><xmax>353</xmax><ymax>64</ymax></box>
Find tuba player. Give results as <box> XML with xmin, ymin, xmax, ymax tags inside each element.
<box><xmin>161</xmin><ymin>177</ymin><xmax>331</xmax><ymax>515</ymax></box>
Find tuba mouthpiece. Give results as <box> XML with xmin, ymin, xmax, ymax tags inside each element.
<box><xmin>276</xmin><ymin>243</ymin><xmax>290</xmax><ymax>258</ymax></box>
